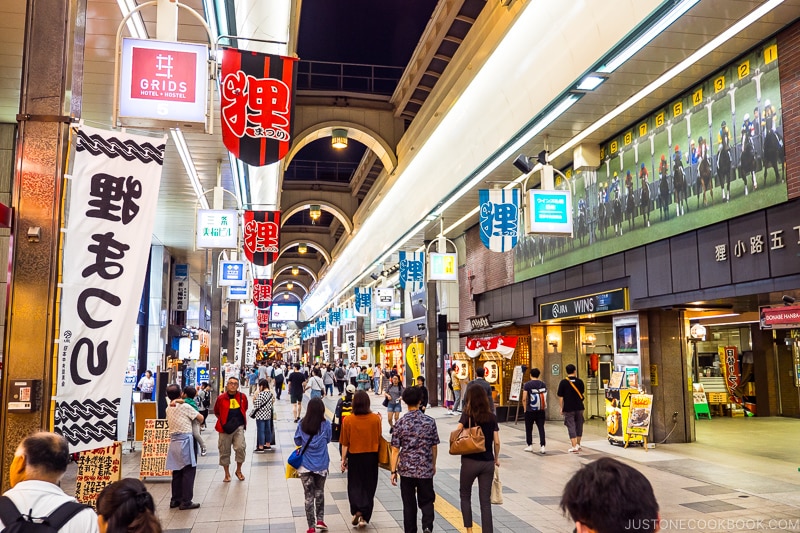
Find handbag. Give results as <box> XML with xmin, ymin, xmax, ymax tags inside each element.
<box><xmin>287</xmin><ymin>431</ymin><xmax>315</xmax><ymax>469</ymax></box>
<box><xmin>448</xmin><ymin>417</ymin><xmax>486</xmax><ymax>455</ymax></box>
<box><xmin>382</xmin><ymin>398</ymin><xmax>389</xmax><ymax>407</ymax></box>
<box><xmin>490</xmin><ymin>466</ymin><xmax>503</xmax><ymax>504</ymax></box>
<box><xmin>377</xmin><ymin>435</ymin><xmax>391</xmax><ymax>470</ymax></box>
<box><xmin>285</xmin><ymin>462</ymin><xmax>299</xmax><ymax>479</ymax></box>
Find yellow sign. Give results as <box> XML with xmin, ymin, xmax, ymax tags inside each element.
<box><xmin>626</xmin><ymin>394</ymin><xmax>653</xmax><ymax>436</ymax></box>
<box><xmin>139</xmin><ymin>419</ymin><xmax>171</xmax><ymax>478</ymax></box>
<box><xmin>405</xmin><ymin>342</ymin><xmax>424</xmax><ymax>380</ymax></box>
<box><xmin>75</xmin><ymin>443</ymin><xmax>123</xmax><ymax>508</ymax></box>
<box><xmin>429</xmin><ymin>252</ymin><xmax>457</xmax><ymax>281</ymax></box>
<box><xmin>650</xmin><ymin>364</ymin><xmax>658</xmax><ymax>386</ymax></box>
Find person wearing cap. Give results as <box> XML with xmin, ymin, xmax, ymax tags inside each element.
<box><xmin>332</xmin><ymin>384</ymin><xmax>356</xmax><ymax>447</ymax></box>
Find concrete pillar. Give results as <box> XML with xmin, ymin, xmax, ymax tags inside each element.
<box><xmin>146</xmin><ymin>245</ymin><xmax>169</xmax><ymax>371</ymax></box>
<box><xmin>209</xmin><ymin>251</ymin><xmax>223</xmax><ymax>394</ymax></box>
<box><xmin>0</xmin><ymin>0</ymin><xmax>84</xmax><ymax>490</ymax></box>
<box><xmin>426</xmin><ymin>279</ymin><xmax>439</xmax><ymax>406</ymax></box>
<box><xmin>751</xmin><ymin>324</ymin><xmax>778</xmax><ymax>416</ymax></box>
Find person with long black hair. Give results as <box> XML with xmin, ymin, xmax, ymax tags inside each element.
<box><xmin>341</xmin><ymin>390</ymin><xmax>381</xmax><ymax>528</ymax></box>
<box><xmin>294</xmin><ymin>397</ymin><xmax>332</xmax><ymax>533</ymax></box>
<box><xmin>96</xmin><ymin>478</ymin><xmax>162</xmax><ymax>533</ymax></box>
<box><xmin>456</xmin><ymin>384</ymin><xmax>501</xmax><ymax>533</ymax></box>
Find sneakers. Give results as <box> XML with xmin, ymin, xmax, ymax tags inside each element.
<box><xmin>568</xmin><ymin>446</ymin><xmax>579</xmax><ymax>453</ymax></box>
<box><xmin>201</xmin><ymin>448</ymin><xmax>207</xmax><ymax>456</ymax></box>
<box><xmin>316</xmin><ymin>521</ymin><xmax>328</xmax><ymax>531</ymax></box>
<box><xmin>523</xmin><ymin>445</ymin><xmax>533</xmax><ymax>452</ymax></box>
<box><xmin>358</xmin><ymin>517</ymin><xmax>367</xmax><ymax>529</ymax></box>
<box><xmin>307</xmin><ymin>528</ymin><xmax>316</xmax><ymax>533</ymax></box>
<box><xmin>540</xmin><ymin>446</ymin><xmax>546</xmax><ymax>454</ymax></box>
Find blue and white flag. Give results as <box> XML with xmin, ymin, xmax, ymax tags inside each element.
<box><xmin>355</xmin><ymin>287</ymin><xmax>372</xmax><ymax>315</ymax></box>
<box><xmin>479</xmin><ymin>189</ymin><xmax>520</xmax><ymax>252</ymax></box>
<box><xmin>399</xmin><ymin>251</ymin><xmax>425</xmax><ymax>293</ymax></box>
<box><xmin>329</xmin><ymin>309</ymin><xmax>341</xmax><ymax>327</ymax></box>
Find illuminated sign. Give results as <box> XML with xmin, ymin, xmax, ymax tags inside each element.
<box><xmin>196</xmin><ymin>209</ymin><xmax>238</xmax><ymax>249</ymax></box>
<box><xmin>119</xmin><ymin>38</ymin><xmax>208</xmax><ymax>125</ymax></box>
<box><xmin>428</xmin><ymin>252</ymin><xmax>457</xmax><ymax>281</ymax></box>
<box><xmin>526</xmin><ymin>190</ymin><xmax>573</xmax><ymax>236</ymax></box>
<box><xmin>218</xmin><ymin>261</ymin><xmax>246</xmax><ymax>286</ymax></box>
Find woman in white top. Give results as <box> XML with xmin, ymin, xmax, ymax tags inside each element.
<box><xmin>137</xmin><ymin>370</ymin><xmax>155</xmax><ymax>401</ymax></box>
<box><xmin>306</xmin><ymin>368</ymin><xmax>326</xmax><ymax>399</ymax></box>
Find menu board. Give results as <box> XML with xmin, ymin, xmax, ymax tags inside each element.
<box><xmin>509</xmin><ymin>366</ymin><xmax>524</xmax><ymax>402</ymax></box>
<box><xmin>626</xmin><ymin>394</ymin><xmax>653</xmax><ymax>436</ymax></box>
<box><xmin>139</xmin><ymin>419</ymin><xmax>171</xmax><ymax>478</ymax></box>
<box><xmin>75</xmin><ymin>443</ymin><xmax>122</xmax><ymax>508</ymax></box>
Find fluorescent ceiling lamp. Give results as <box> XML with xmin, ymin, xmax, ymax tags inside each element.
<box><xmin>443</xmin><ymin>206</ymin><xmax>480</xmax><ymax>236</ymax></box>
<box><xmin>551</xmin><ymin>0</ymin><xmax>785</xmax><ymax>161</ymax></box>
<box><xmin>598</xmin><ymin>0</ymin><xmax>699</xmax><ymax>73</ymax></box>
<box><xmin>170</xmin><ymin>129</ymin><xmax>210</xmax><ymax>210</ymax></box>
<box><xmin>117</xmin><ymin>0</ymin><xmax>148</xmax><ymax>39</ymax></box>
<box><xmin>577</xmin><ymin>75</ymin><xmax>605</xmax><ymax>91</ymax></box>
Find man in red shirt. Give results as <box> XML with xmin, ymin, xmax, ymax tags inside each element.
<box><xmin>214</xmin><ymin>377</ymin><xmax>248</xmax><ymax>482</ymax></box>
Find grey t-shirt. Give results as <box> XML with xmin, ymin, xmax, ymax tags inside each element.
<box><xmin>386</xmin><ymin>384</ymin><xmax>403</xmax><ymax>404</ymax></box>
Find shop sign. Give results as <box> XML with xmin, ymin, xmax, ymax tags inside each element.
<box><xmin>196</xmin><ymin>209</ymin><xmax>238</xmax><ymax>249</ymax></box>
<box><xmin>234</xmin><ymin>324</ymin><xmax>244</xmax><ymax>367</ymax></box>
<box><xmin>218</xmin><ymin>260</ymin><xmax>246</xmax><ymax>286</ymax></box>
<box><xmin>171</xmin><ymin>264</ymin><xmax>189</xmax><ymax>311</ymax></box>
<box><xmin>509</xmin><ymin>366</ymin><xmax>524</xmax><ymax>402</ymax></box>
<box><xmin>625</xmin><ymin>394</ymin><xmax>653</xmax><ymax>436</ymax></box>
<box><xmin>428</xmin><ymin>252</ymin><xmax>458</xmax><ymax>281</ymax></box>
<box><xmin>719</xmin><ymin>346</ymin><xmax>739</xmax><ymax>399</ymax></box>
<box><xmin>526</xmin><ymin>190</ymin><xmax>573</xmax><ymax>236</ymax></box>
<box><xmin>465</xmin><ymin>336</ymin><xmax>517</xmax><ymax>359</ymax></box>
<box><xmin>346</xmin><ymin>333</ymin><xmax>357</xmax><ymax>362</ymax></box>
<box><xmin>228</xmin><ymin>283</ymin><xmax>249</xmax><ymax>300</ymax></box>
<box><xmin>539</xmin><ymin>288</ymin><xmax>627</xmax><ymax>321</ymax></box>
<box><xmin>139</xmin><ymin>419</ymin><xmax>171</xmax><ymax>478</ymax></box>
<box><xmin>469</xmin><ymin>315</ymin><xmax>491</xmax><ymax>330</ymax></box>
<box><xmin>119</xmin><ymin>39</ymin><xmax>208</xmax><ymax>124</ymax></box>
<box><xmin>759</xmin><ymin>305</ymin><xmax>800</xmax><ymax>329</ymax></box>
<box><xmin>375</xmin><ymin>288</ymin><xmax>394</xmax><ymax>307</ymax></box>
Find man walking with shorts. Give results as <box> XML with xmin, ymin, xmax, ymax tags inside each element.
<box><xmin>214</xmin><ymin>377</ymin><xmax>248</xmax><ymax>481</ymax></box>
<box><xmin>287</xmin><ymin>363</ymin><xmax>307</xmax><ymax>422</ymax></box>
<box><xmin>557</xmin><ymin>364</ymin><xmax>585</xmax><ymax>453</ymax></box>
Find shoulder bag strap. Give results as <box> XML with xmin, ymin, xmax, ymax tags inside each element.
<box><xmin>568</xmin><ymin>380</ymin><xmax>584</xmax><ymax>401</ymax></box>
<box><xmin>0</xmin><ymin>496</ymin><xmax>22</xmax><ymax>525</ymax></box>
<box><xmin>45</xmin><ymin>501</ymin><xmax>90</xmax><ymax>530</ymax></box>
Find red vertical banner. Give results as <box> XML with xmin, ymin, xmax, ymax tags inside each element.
<box><xmin>253</xmin><ymin>278</ymin><xmax>273</xmax><ymax>309</ymax></box>
<box><xmin>243</xmin><ymin>210</ymin><xmax>281</xmax><ymax>266</ymax></box>
<box><xmin>719</xmin><ymin>346</ymin><xmax>740</xmax><ymax>401</ymax></box>
<box><xmin>220</xmin><ymin>48</ymin><xmax>298</xmax><ymax>167</ymax></box>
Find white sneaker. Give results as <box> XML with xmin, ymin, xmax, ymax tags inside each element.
<box><xmin>576</xmin><ymin>444</ymin><xmax>582</xmax><ymax>451</ymax></box>
<box><xmin>523</xmin><ymin>445</ymin><xmax>533</xmax><ymax>452</ymax></box>
<box><xmin>540</xmin><ymin>446</ymin><xmax>546</xmax><ymax>454</ymax></box>
<box><xmin>568</xmin><ymin>447</ymin><xmax>579</xmax><ymax>453</ymax></box>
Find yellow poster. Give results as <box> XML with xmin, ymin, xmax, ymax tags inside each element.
<box><xmin>405</xmin><ymin>342</ymin><xmax>424</xmax><ymax>380</ymax></box>
<box><xmin>75</xmin><ymin>443</ymin><xmax>123</xmax><ymax>508</ymax></box>
<box><xmin>626</xmin><ymin>394</ymin><xmax>653</xmax><ymax>436</ymax></box>
<box><xmin>139</xmin><ymin>419</ymin><xmax>171</xmax><ymax>478</ymax></box>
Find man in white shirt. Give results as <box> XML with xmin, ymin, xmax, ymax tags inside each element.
<box><xmin>347</xmin><ymin>363</ymin><xmax>359</xmax><ymax>387</ymax></box>
<box><xmin>0</xmin><ymin>432</ymin><xmax>98</xmax><ymax>532</ymax></box>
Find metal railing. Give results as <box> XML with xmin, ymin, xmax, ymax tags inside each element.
<box><xmin>296</xmin><ymin>60</ymin><xmax>404</xmax><ymax>96</ymax></box>
<box><xmin>284</xmin><ymin>159</ymin><xmax>360</xmax><ymax>183</ymax></box>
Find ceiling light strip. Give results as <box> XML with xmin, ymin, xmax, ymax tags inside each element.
<box><xmin>170</xmin><ymin>129</ymin><xmax>210</xmax><ymax>210</ymax></box>
<box><xmin>551</xmin><ymin>0</ymin><xmax>785</xmax><ymax>161</ymax></box>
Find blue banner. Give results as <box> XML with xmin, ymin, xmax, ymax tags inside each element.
<box><xmin>399</xmin><ymin>251</ymin><xmax>425</xmax><ymax>293</ymax></box>
<box><xmin>479</xmin><ymin>188</ymin><xmax>519</xmax><ymax>252</ymax></box>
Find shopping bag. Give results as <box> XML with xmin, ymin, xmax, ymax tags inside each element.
<box><xmin>285</xmin><ymin>462</ymin><xmax>299</xmax><ymax>479</ymax></box>
<box><xmin>490</xmin><ymin>466</ymin><xmax>503</xmax><ymax>505</ymax></box>
<box><xmin>377</xmin><ymin>435</ymin><xmax>391</xmax><ymax>470</ymax></box>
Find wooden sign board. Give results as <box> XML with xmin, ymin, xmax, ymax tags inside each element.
<box><xmin>75</xmin><ymin>443</ymin><xmax>123</xmax><ymax>508</ymax></box>
<box><xmin>139</xmin><ymin>419</ymin><xmax>171</xmax><ymax>478</ymax></box>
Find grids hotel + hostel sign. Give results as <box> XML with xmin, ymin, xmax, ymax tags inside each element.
<box><xmin>429</xmin><ymin>253</ymin><xmax>457</xmax><ymax>281</ymax></box>
<box><xmin>243</xmin><ymin>210</ymin><xmax>281</xmax><ymax>266</ymax></box>
<box><xmin>221</xmin><ymin>48</ymin><xmax>298</xmax><ymax>166</ymax></box>
<box><xmin>399</xmin><ymin>251</ymin><xmax>425</xmax><ymax>293</ymax></box>
<box><xmin>218</xmin><ymin>260</ymin><xmax>246</xmax><ymax>286</ymax></box>
<box><xmin>479</xmin><ymin>189</ymin><xmax>519</xmax><ymax>252</ymax></box>
<box><xmin>526</xmin><ymin>190</ymin><xmax>573</xmax><ymax>236</ymax></box>
<box><xmin>196</xmin><ymin>209</ymin><xmax>238</xmax><ymax>249</ymax></box>
<box><xmin>56</xmin><ymin>126</ymin><xmax>166</xmax><ymax>453</ymax></box>
<box><xmin>539</xmin><ymin>288</ymin><xmax>628</xmax><ymax>321</ymax></box>
<box><xmin>119</xmin><ymin>39</ymin><xmax>209</xmax><ymax>125</ymax></box>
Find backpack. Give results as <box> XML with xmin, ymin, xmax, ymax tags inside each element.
<box><xmin>199</xmin><ymin>389</ymin><xmax>211</xmax><ymax>409</ymax></box>
<box><xmin>335</xmin><ymin>367</ymin><xmax>345</xmax><ymax>380</ymax></box>
<box><xmin>0</xmin><ymin>497</ymin><xmax>88</xmax><ymax>533</ymax></box>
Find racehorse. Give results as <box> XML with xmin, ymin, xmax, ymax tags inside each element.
<box><xmin>625</xmin><ymin>185</ymin><xmax>636</xmax><ymax>231</ymax></box>
<box><xmin>612</xmin><ymin>192</ymin><xmax>623</xmax><ymax>236</ymax></box>
<box><xmin>576</xmin><ymin>203</ymin><xmax>588</xmax><ymax>245</ymax></box>
<box><xmin>597</xmin><ymin>199</ymin><xmax>607</xmax><ymax>240</ymax></box>
<box><xmin>640</xmin><ymin>181</ymin><xmax>651</xmax><ymax>227</ymax></box>
<box><xmin>717</xmin><ymin>145</ymin><xmax>732</xmax><ymax>201</ymax></box>
<box><xmin>659</xmin><ymin>168</ymin><xmax>670</xmax><ymax>221</ymax></box>
<box><xmin>698</xmin><ymin>151</ymin><xmax>713</xmax><ymax>207</ymax></box>
<box><xmin>672</xmin><ymin>162</ymin><xmax>688</xmax><ymax>216</ymax></box>
<box><xmin>762</xmin><ymin>128</ymin><xmax>783</xmax><ymax>185</ymax></box>
<box><xmin>740</xmin><ymin>135</ymin><xmax>756</xmax><ymax>195</ymax></box>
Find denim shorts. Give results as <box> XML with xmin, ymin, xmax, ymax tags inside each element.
<box><xmin>386</xmin><ymin>401</ymin><xmax>402</xmax><ymax>413</ymax></box>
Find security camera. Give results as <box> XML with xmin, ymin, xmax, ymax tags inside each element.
<box><xmin>783</xmin><ymin>295</ymin><xmax>796</xmax><ymax>305</ymax></box>
<box><xmin>513</xmin><ymin>154</ymin><xmax>533</xmax><ymax>174</ymax></box>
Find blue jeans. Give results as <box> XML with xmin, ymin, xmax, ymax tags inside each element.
<box><xmin>374</xmin><ymin>377</ymin><xmax>381</xmax><ymax>392</ymax></box>
<box><xmin>256</xmin><ymin>419</ymin><xmax>273</xmax><ymax>448</ymax></box>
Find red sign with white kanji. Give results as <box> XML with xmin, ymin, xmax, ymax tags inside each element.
<box><xmin>130</xmin><ymin>47</ymin><xmax>197</xmax><ymax>102</ymax></box>
<box><xmin>220</xmin><ymin>47</ymin><xmax>298</xmax><ymax>167</ymax></box>
<box><xmin>253</xmin><ymin>278</ymin><xmax>273</xmax><ymax>310</ymax></box>
<box><xmin>243</xmin><ymin>210</ymin><xmax>280</xmax><ymax>266</ymax></box>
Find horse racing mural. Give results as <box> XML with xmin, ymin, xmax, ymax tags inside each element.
<box><xmin>515</xmin><ymin>39</ymin><xmax>787</xmax><ymax>283</ymax></box>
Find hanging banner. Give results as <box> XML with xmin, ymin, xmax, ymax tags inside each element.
<box><xmin>171</xmin><ymin>264</ymin><xmax>189</xmax><ymax>311</ymax></box>
<box><xmin>243</xmin><ymin>210</ymin><xmax>281</xmax><ymax>266</ymax></box>
<box><xmin>55</xmin><ymin>126</ymin><xmax>165</xmax><ymax>453</ymax></box>
<box><xmin>428</xmin><ymin>252</ymin><xmax>457</xmax><ymax>281</ymax></box>
<box><xmin>464</xmin><ymin>336</ymin><xmax>518</xmax><ymax>359</ymax></box>
<box><xmin>399</xmin><ymin>251</ymin><xmax>425</xmax><ymax>293</ymax></box>
<box><xmin>346</xmin><ymin>333</ymin><xmax>357</xmax><ymax>362</ymax></box>
<box><xmin>253</xmin><ymin>278</ymin><xmax>273</xmax><ymax>309</ymax></box>
<box><xmin>234</xmin><ymin>323</ymin><xmax>245</xmax><ymax>368</ymax></box>
<box><xmin>75</xmin><ymin>442</ymin><xmax>123</xmax><ymax>508</ymax></box>
<box><xmin>355</xmin><ymin>287</ymin><xmax>371</xmax><ymax>315</ymax></box>
<box><xmin>220</xmin><ymin>47</ymin><xmax>298</xmax><ymax>167</ymax></box>
<box><xmin>329</xmin><ymin>309</ymin><xmax>341</xmax><ymax>327</ymax></box>
<box><xmin>719</xmin><ymin>345</ymin><xmax>740</xmax><ymax>401</ymax></box>
<box><xmin>479</xmin><ymin>189</ymin><xmax>520</xmax><ymax>252</ymax></box>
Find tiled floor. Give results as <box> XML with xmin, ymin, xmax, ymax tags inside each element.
<box><xmin>65</xmin><ymin>394</ymin><xmax>800</xmax><ymax>532</ymax></box>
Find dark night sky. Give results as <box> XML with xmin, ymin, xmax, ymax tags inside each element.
<box><xmin>297</xmin><ymin>0</ymin><xmax>438</xmax><ymax>66</ymax></box>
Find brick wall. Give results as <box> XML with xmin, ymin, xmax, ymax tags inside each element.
<box><xmin>779</xmin><ymin>20</ymin><xmax>800</xmax><ymax>199</ymax></box>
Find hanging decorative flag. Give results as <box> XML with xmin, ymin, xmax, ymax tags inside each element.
<box><xmin>56</xmin><ymin>125</ymin><xmax>166</xmax><ymax>453</ymax></box>
<box><xmin>479</xmin><ymin>189</ymin><xmax>520</xmax><ymax>252</ymax></box>
<box><xmin>220</xmin><ymin>47</ymin><xmax>298</xmax><ymax>167</ymax></box>
<box><xmin>465</xmin><ymin>336</ymin><xmax>519</xmax><ymax>359</ymax></box>
<box><xmin>399</xmin><ymin>251</ymin><xmax>425</xmax><ymax>293</ymax></box>
<box><xmin>355</xmin><ymin>287</ymin><xmax>371</xmax><ymax>315</ymax></box>
<box><xmin>257</xmin><ymin>310</ymin><xmax>270</xmax><ymax>327</ymax></box>
<box><xmin>329</xmin><ymin>309</ymin><xmax>341</xmax><ymax>327</ymax></box>
<box><xmin>243</xmin><ymin>210</ymin><xmax>281</xmax><ymax>266</ymax></box>
<box><xmin>253</xmin><ymin>278</ymin><xmax>273</xmax><ymax>309</ymax></box>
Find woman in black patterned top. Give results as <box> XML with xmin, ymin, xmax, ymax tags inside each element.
<box><xmin>251</xmin><ymin>379</ymin><xmax>275</xmax><ymax>452</ymax></box>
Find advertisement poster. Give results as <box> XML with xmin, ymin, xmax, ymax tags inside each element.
<box><xmin>75</xmin><ymin>443</ymin><xmax>123</xmax><ymax>508</ymax></box>
<box><xmin>626</xmin><ymin>394</ymin><xmax>653</xmax><ymax>436</ymax></box>
<box><xmin>139</xmin><ymin>419</ymin><xmax>171</xmax><ymax>478</ymax></box>
<box><xmin>719</xmin><ymin>345</ymin><xmax>740</xmax><ymax>400</ymax></box>
<box><xmin>509</xmin><ymin>366</ymin><xmax>524</xmax><ymax>402</ymax></box>
<box><xmin>515</xmin><ymin>39</ymin><xmax>786</xmax><ymax>282</ymax></box>
<box><xmin>405</xmin><ymin>342</ymin><xmax>424</xmax><ymax>381</ymax></box>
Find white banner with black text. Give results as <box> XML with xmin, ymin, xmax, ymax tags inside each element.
<box><xmin>55</xmin><ymin>125</ymin><xmax>166</xmax><ymax>453</ymax></box>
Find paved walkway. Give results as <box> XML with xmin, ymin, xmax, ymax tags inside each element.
<box><xmin>67</xmin><ymin>392</ymin><xmax>800</xmax><ymax>532</ymax></box>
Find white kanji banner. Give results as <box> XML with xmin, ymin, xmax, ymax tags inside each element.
<box><xmin>56</xmin><ymin>125</ymin><xmax>166</xmax><ymax>453</ymax></box>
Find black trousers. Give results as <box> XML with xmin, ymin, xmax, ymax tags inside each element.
<box><xmin>274</xmin><ymin>377</ymin><xmax>284</xmax><ymax>399</ymax></box>
<box><xmin>524</xmin><ymin>410</ymin><xmax>546</xmax><ymax>446</ymax></box>
<box><xmin>459</xmin><ymin>458</ymin><xmax>494</xmax><ymax>533</ymax></box>
<box><xmin>400</xmin><ymin>476</ymin><xmax>435</xmax><ymax>533</ymax></box>
<box><xmin>171</xmin><ymin>464</ymin><xmax>196</xmax><ymax>505</ymax></box>
<box><xmin>336</xmin><ymin>380</ymin><xmax>345</xmax><ymax>394</ymax></box>
<box><xmin>347</xmin><ymin>451</ymin><xmax>379</xmax><ymax>522</ymax></box>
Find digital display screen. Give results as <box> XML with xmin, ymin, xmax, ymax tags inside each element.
<box><xmin>615</xmin><ymin>325</ymin><xmax>638</xmax><ymax>354</ymax></box>
<box><xmin>270</xmin><ymin>303</ymin><xmax>298</xmax><ymax>322</ymax></box>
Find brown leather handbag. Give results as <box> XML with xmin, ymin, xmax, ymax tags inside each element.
<box><xmin>449</xmin><ymin>418</ymin><xmax>486</xmax><ymax>455</ymax></box>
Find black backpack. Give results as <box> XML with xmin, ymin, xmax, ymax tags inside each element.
<box><xmin>0</xmin><ymin>496</ymin><xmax>88</xmax><ymax>533</ymax></box>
